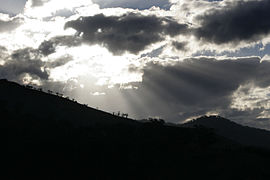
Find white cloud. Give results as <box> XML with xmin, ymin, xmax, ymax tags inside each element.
<box><xmin>231</xmin><ymin>84</ymin><xmax>270</xmax><ymax>112</ymax></box>
<box><xmin>0</xmin><ymin>16</ymin><xmax>74</xmax><ymax>50</ymax></box>
<box><xmin>262</xmin><ymin>54</ymin><xmax>270</xmax><ymax>62</ymax></box>
<box><xmin>91</xmin><ymin>91</ymin><xmax>106</xmax><ymax>96</ymax></box>
<box><xmin>24</xmin><ymin>0</ymin><xmax>97</xmax><ymax>18</ymax></box>
<box><xmin>48</xmin><ymin>45</ymin><xmax>142</xmax><ymax>86</ymax></box>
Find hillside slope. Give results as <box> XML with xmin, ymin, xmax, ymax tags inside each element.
<box><xmin>1</xmin><ymin>79</ymin><xmax>137</xmax><ymax>128</ymax></box>
<box><xmin>4</xmin><ymin>79</ymin><xmax>270</xmax><ymax>180</ymax></box>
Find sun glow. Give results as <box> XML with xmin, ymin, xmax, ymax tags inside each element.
<box><xmin>48</xmin><ymin>44</ymin><xmax>143</xmax><ymax>86</ymax></box>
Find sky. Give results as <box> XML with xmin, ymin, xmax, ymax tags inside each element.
<box><xmin>0</xmin><ymin>0</ymin><xmax>270</xmax><ymax>129</ymax></box>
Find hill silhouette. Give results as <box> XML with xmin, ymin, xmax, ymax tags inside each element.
<box><xmin>183</xmin><ymin>116</ymin><xmax>270</xmax><ymax>149</ymax></box>
<box><xmin>3</xmin><ymin>79</ymin><xmax>270</xmax><ymax>179</ymax></box>
<box><xmin>1</xmin><ymin>79</ymin><xmax>137</xmax><ymax>128</ymax></box>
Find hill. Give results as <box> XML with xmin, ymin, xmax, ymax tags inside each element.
<box><xmin>183</xmin><ymin>116</ymin><xmax>270</xmax><ymax>149</ymax></box>
<box><xmin>1</xmin><ymin>79</ymin><xmax>137</xmax><ymax>128</ymax></box>
<box><xmin>3</xmin><ymin>79</ymin><xmax>270</xmax><ymax>180</ymax></box>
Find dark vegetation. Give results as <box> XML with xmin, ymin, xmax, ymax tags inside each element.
<box><xmin>3</xmin><ymin>79</ymin><xmax>270</xmax><ymax>179</ymax></box>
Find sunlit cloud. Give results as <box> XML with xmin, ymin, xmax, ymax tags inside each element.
<box><xmin>48</xmin><ymin>45</ymin><xmax>142</xmax><ymax>86</ymax></box>
<box><xmin>24</xmin><ymin>0</ymin><xmax>97</xmax><ymax>18</ymax></box>
<box><xmin>262</xmin><ymin>54</ymin><xmax>270</xmax><ymax>62</ymax></box>
<box><xmin>231</xmin><ymin>84</ymin><xmax>270</xmax><ymax>112</ymax></box>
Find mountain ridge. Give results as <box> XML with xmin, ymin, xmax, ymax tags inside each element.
<box><xmin>183</xmin><ymin>115</ymin><xmax>270</xmax><ymax>149</ymax></box>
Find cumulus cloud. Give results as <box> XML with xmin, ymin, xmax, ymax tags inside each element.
<box><xmin>0</xmin><ymin>37</ymin><xmax>76</xmax><ymax>83</ymax></box>
<box><xmin>38</xmin><ymin>36</ymin><xmax>83</xmax><ymax>56</ymax></box>
<box><xmin>0</xmin><ymin>48</ymin><xmax>49</xmax><ymax>82</ymax></box>
<box><xmin>0</xmin><ymin>17</ymin><xmax>22</xmax><ymax>32</ymax></box>
<box><xmin>65</xmin><ymin>13</ymin><xmax>188</xmax><ymax>55</ymax></box>
<box><xmin>92</xmin><ymin>0</ymin><xmax>172</xmax><ymax>10</ymax></box>
<box><xmin>30</xmin><ymin>0</ymin><xmax>50</xmax><ymax>7</ymax></box>
<box><xmin>195</xmin><ymin>0</ymin><xmax>270</xmax><ymax>44</ymax></box>
<box><xmin>24</xmin><ymin>0</ymin><xmax>97</xmax><ymax>19</ymax></box>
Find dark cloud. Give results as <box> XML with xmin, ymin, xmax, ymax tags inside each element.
<box><xmin>119</xmin><ymin>57</ymin><xmax>270</xmax><ymax>123</ymax></box>
<box><xmin>52</xmin><ymin>9</ymin><xmax>75</xmax><ymax>18</ymax></box>
<box><xmin>0</xmin><ymin>46</ymin><xmax>7</xmax><ymax>50</ymax></box>
<box><xmin>0</xmin><ymin>46</ymin><xmax>8</xmax><ymax>60</ymax></box>
<box><xmin>0</xmin><ymin>17</ymin><xmax>22</xmax><ymax>32</ymax></box>
<box><xmin>0</xmin><ymin>48</ymin><xmax>49</xmax><ymax>82</ymax></box>
<box><xmin>195</xmin><ymin>0</ymin><xmax>270</xmax><ymax>44</ymax></box>
<box><xmin>65</xmin><ymin>13</ymin><xmax>188</xmax><ymax>55</ymax></box>
<box><xmin>38</xmin><ymin>36</ymin><xmax>82</xmax><ymax>56</ymax></box>
<box><xmin>0</xmin><ymin>46</ymin><xmax>7</xmax><ymax>53</ymax></box>
<box><xmin>92</xmin><ymin>0</ymin><xmax>172</xmax><ymax>10</ymax></box>
<box><xmin>0</xmin><ymin>37</ymin><xmax>76</xmax><ymax>83</ymax></box>
<box><xmin>38</xmin><ymin>40</ymin><xmax>55</xmax><ymax>56</ymax></box>
<box><xmin>31</xmin><ymin>0</ymin><xmax>49</xmax><ymax>7</ymax></box>
<box><xmin>128</xmin><ymin>64</ymin><xmax>141</xmax><ymax>73</ymax></box>
<box><xmin>140</xmin><ymin>58</ymin><xmax>257</xmax><ymax>107</ymax></box>
<box><xmin>172</xmin><ymin>41</ymin><xmax>187</xmax><ymax>51</ymax></box>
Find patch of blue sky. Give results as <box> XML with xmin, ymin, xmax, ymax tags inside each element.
<box><xmin>92</xmin><ymin>0</ymin><xmax>171</xmax><ymax>10</ymax></box>
<box><xmin>193</xmin><ymin>43</ymin><xmax>270</xmax><ymax>58</ymax></box>
<box><xmin>0</xmin><ymin>0</ymin><xmax>27</xmax><ymax>16</ymax></box>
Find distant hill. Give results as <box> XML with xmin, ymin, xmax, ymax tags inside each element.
<box><xmin>4</xmin><ymin>79</ymin><xmax>270</xmax><ymax>180</ymax></box>
<box><xmin>183</xmin><ymin>116</ymin><xmax>270</xmax><ymax>149</ymax></box>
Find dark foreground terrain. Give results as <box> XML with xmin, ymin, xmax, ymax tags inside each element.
<box><xmin>184</xmin><ymin>116</ymin><xmax>270</xmax><ymax>149</ymax></box>
<box><xmin>3</xmin><ymin>79</ymin><xmax>270</xmax><ymax>180</ymax></box>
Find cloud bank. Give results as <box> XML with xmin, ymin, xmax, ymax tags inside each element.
<box><xmin>195</xmin><ymin>0</ymin><xmax>270</xmax><ymax>44</ymax></box>
<box><xmin>65</xmin><ymin>13</ymin><xmax>188</xmax><ymax>55</ymax></box>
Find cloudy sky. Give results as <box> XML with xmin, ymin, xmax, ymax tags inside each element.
<box><xmin>1</xmin><ymin>0</ymin><xmax>270</xmax><ymax>129</ymax></box>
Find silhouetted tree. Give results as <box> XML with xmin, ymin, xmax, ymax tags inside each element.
<box><xmin>26</xmin><ymin>85</ymin><xmax>33</xmax><ymax>89</ymax></box>
<box><xmin>122</xmin><ymin>113</ymin><xmax>129</xmax><ymax>118</ymax></box>
<box><xmin>149</xmin><ymin>118</ymin><xmax>165</xmax><ymax>125</ymax></box>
